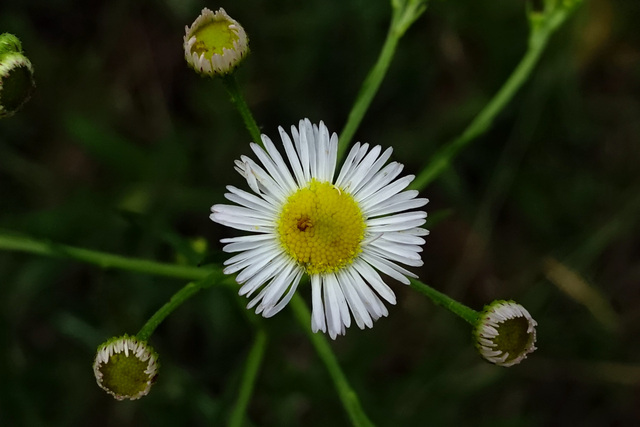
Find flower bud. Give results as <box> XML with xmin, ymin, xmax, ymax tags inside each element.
<box><xmin>473</xmin><ymin>300</ymin><xmax>537</xmax><ymax>367</ymax></box>
<box><xmin>93</xmin><ymin>335</ymin><xmax>159</xmax><ymax>400</ymax></box>
<box><xmin>183</xmin><ymin>8</ymin><xmax>249</xmax><ymax>77</ymax></box>
<box><xmin>0</xmin><ymin>33</ymin><xmax>35</xmax><ymax>118</ymax></box>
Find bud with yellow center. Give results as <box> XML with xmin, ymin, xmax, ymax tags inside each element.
<box><xmin>93</xmin><ymin>335</ymin><xmax>159</xmax><ymax>400</ymax></box>
<box><xmin>0</xmin><ymin>33</ymin><xmax>35</xmax><ymax>118</ymax></box>
<box><xmin>183</xmin><ymin>8</ymin><xmax>249</xmax><ymax>77</ymax></box>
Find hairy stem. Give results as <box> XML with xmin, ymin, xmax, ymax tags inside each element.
<box><xmin>222</xmin><ymin>73</ymin><xmax>263</xmax><ymax>146</ymax></box>
<box><xmin>409</xmin><ymin>279</ymin><xmax>479</xmax><ymax>325</ymax></box>
<box><xmin>228</xmin><ymin>328</ymin><xmax>268</xmax><ymax>427</ymax></box>
<box><xmin>411</xmin><ymin>2</ymin><xmax>581</xmax><ymax>190</ymax></box>
<box><xmin>338</xmin><ymin>0</ymin><xmax>428</xmax><ymax>160</ymax></box>
<box><xmin>289</xmin><ymin>294</ymin><xmax>375</xmax><ymax>427</ymax></box>
<box><xmin>136</xmin><ymin>272</ymin><xmax>222</xmax><ymax>341</ymax></box>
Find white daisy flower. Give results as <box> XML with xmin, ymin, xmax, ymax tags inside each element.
<box><xmin>211</xmin><ymin>119</ymin><xmax>429</xmax><ymax>339</ymax></box>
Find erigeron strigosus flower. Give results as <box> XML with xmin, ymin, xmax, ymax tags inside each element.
<box><xmin>211</xmin><ymin>119</ymin><xmax>429</xmax><ymax>339</ymax></box>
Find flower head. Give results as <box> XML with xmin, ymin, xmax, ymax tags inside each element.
<box><xmin>473</xmin><ymin>300</ymin><xmax>537</xmax><ymax>367</ymax></box>
<box><xmin>0</xmin><ymin>33</ymin><xmax>35</xmax><ymax>118</ymax></box>
<box><xmin>183</xmin><ymin>8</ymin><xmax>248</xmax><ymax>77</ymax></box>
<box><xmin>93</xmin><ymin>335</ymin><xmax>159</xmax><ymax>400</ymax></box>
<box><xmin>211</xmin><ymin>119</ymin><xmax>429</xmax><ymax>339</ymax></box>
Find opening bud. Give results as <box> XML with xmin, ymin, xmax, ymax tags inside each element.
<box><xmin>93</xmin><ymin>334</ymin><xmax>159</xmax><ymax>400</ymax></box>
<box><xmin>184</xmin><ymin>8</ymin><xmax>249</xmax><ymax>77</ymax></box>
<box><xmin>473</xmin><ymin>300</ymin><xmax>537</xmax><ymax>367</ymax></box>
<box><xmin>0</xmin><ymin>33</ymin><xmax>35</xmax><ymax>118</ymax></box>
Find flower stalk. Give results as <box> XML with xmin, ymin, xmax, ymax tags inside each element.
<box><xmin>228</xmin><ymin>328</ymin><xmax>268</xmax><ymax>427</ymax></box>
<box><xmin>136</xmin><ymin>272</ymin><xmax>223</xmax><ymax>341</ymax></box>
<box><xmin>221</xmin><ymin>73</ymin><xmax>263</xmax><ymax>146</ymax></box>
<box><xmin>338</xmin><ymin>0</ymin><xmax>428</xmax><ymax>160</ymax></box>
<box><xmin>411</xmin><ymin>0</ymin><xmax>584</xmax><ymax>191</ymax></box>
<box><xmin>409</xmin><ymin>279</ymin><xmax>479</xmax><ymax>325</ymax></box>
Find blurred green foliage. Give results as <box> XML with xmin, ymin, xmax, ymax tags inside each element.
<box><xmin>1</xmin><ymin>0</ymin><xmax>639</xmax><ymax>425</ymax></box>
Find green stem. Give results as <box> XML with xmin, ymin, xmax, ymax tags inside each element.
<box><xmin>409</xmin><ymin>279</ymin><xmax>479</xmax><ymax>325</ymax></box>
<box><xmin>0</xmin><ymin>232</ymin><xmax>372</xmax><ymax>424</ymax></box>
<box><xmin>0</xmin><ymin>232</ymin><xmax>211</xmax><ymax>280</ymax></box>
<box><xmin>228</xmin><ymin>328</ymin><xmax>268</xmax><ymax>427</ymax></box>
<box><xmin>289</xmin><ymin>294</ymin><xmax>375</xmax><ymax>427</ymax></box>
<box><xmin>136</xmin><ymin>272</ymin><xmax>221</xmax><ymax>341</ymax></box>
<box><xmin>221</xmin><ymin>73</ymin><xmax>263</xmax><ymax>146</ymax></box>
<box><xmin>338</xmin><ymin>0</ymin><xmax>428</xmax><ymax>160</ymax></box>
<box><xmin>410</xmin><ymin>2</ymin><xmax>579</xmax><ymax>191</ymax></box>
<box><xmin>338</xmin><ymin>31</ymin><xmax>399</xmax><ymax>161</ymax></box>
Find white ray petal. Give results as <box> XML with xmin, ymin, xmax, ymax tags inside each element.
<box><xmin>279</xmin><ymin>126</ymin><xmax>306</xmax><ymax>187</ymax></box>
<box><xmin>311</xmin><ymin>275</ymin><xmax>326</xmax><ymax>333</ymax></box>
<box><xmin>354</xmin><ymin>162</ymin><xmax>403</xmax><ymax>201</ymax></box>
<box><xmin>352</xmin><ymin>259</ymin><xmax>397</xmax><ymax>304</ymax></box>
<box><xmin>262</xmin><ymin>269</ymin><xmax>303</xmax><ymax>318</ymax></box>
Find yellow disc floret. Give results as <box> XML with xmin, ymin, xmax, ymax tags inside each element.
<box><xmin>277</xmin><ymin>179</ymin><xmax>365</xmax><ymax>275</ymax></box>
<box><xmin>189</xmin><ymin>20</ymin><xmax>239</xmax><ymax>59</ymax></box>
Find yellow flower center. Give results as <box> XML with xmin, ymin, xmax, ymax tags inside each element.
<box><xmin>277</xmin><ymin>179</ymin><xmax>365</xmax><ymax>275</ymax></box>
<box><xmin>190</xmin><ymin>20</ymin><xmax>239</xmax><ymax>59</ymax></box>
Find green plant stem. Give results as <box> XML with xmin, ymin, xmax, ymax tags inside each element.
<box><xmin>338</xmin><ymin>30</ymin><xmax>399</xmax><ymax>161</ymax></box>
<box><xmin>409</xmin><ymin>279</ymin><xmax>479</xmax><ymax>325</ymax></box>
<box><xmin>338</xmin><ymin>0</ymin><xmax>427</xmax><ymax>160</ymax></box>
<box><xmin>136</xmin><ymin>272</ymin><xmax>222</xmax><ymax>341</ymax></box>
<box><xmin>0</xmin><ymin>232</ymin><xmax>211</xmax><ymax>280</ymax></box>
<box><xmin>223</xmin><ymin>65</ymin><xmax>377</xmax><ymax>426</ymax></box>
<box><xmin>228</xmin><ymin>328</ymin><xmax>268</xmax><ymax>427</ymax></box>
<box><xmin>289</xmin><ymin>294</ymin><xmax>374</xmax><ymax>427</ymax></box>
<box><xmin>221</xmin><ymin>73</ymin><xmax>263</xmax><ymax>146</ymax></box>
<box><xmin>410</xmin><ymin>2</ymin><xmax>580</xmax><ymax>191</ymax></box>
<box><xmin>0</xmin><ymin>232</ymin><xmax>371</xmax><ymax>424</ymax></box>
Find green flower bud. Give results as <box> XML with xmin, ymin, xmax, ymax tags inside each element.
<box><xmin>93</xmin><ymin>335</ymin><xmax>159</xmax><ymax>400</ymax></box>
<box><xmin>0</xmin><ymin>33</ymin><xmax>35</xmax><ymax>118</ymax></box>
<box><xmin>473</xmin><ymin>300</ymin><xmax>537</xmax><ymax>367</ymax></box>
<box><xmin>183</xmin><ymin>8</ymin><xmax>249</xmax><ymax>77</ymax></box>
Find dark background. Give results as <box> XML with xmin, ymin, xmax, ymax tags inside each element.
<box><xmin>1</xmin><ymin>0</ymin><xmax>639</xmax><ymax>425</ymax></box>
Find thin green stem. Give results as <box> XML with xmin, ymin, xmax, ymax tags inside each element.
<box><xmin>136</xmin><ymin>272</ymin><xmax>222</xmax><ymax>341</ymax></box>
<box><xmin>228</xmin><ymin>328</ymin><xmax>268</xmax><ymax>427</ymax></box>
<box><xmin>0</xmin><ymin>232</ymin><xmax>211</xmax><ymax>280</ymax></box>
<box><xmin>338</xmin><ymin>0</ymin><xmax>427</xmax><ymax>160</ymax></box>
<box><xmin>221</xmin><ymin>73</ymin><xmax>263</xmax><ymax>147</ymax></box>
<box><xmin>289</xmin><ymin>294</ymin><xmax>374</xmax><ymax>427</ymax></box>
<box><xmin>0</xmin><ymin>234</ymin><xmax>372</xmax><ymax>423</ymax></box>
<box><xmin>410</xmin><ymin>2</ymin><xmax>580</xmax><ymax>191</ymax></box>
<box><xmin>409</xmin><ymin>279</ymin><xmax>479</xmax><ymax>325</ymax></box>
<box><xmin>338</xmin><ymin>32</ymin><xmax>399</xmax><ymax>161</ymax></box>
<box><xmin>0</xmin><ymin>231</ymin><xmax>269</xmax><ymax>416</ymax></box>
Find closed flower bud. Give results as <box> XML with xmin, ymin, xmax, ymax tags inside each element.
<box><xmin>184</xmin><ymin>8</ymin><xmax>249</xmax><ymax>77</ymax></box>
<box><xmin>473</xmin><ymin>300</ymin><xmax>537</xmax><ymax>367</ymax></box>
<box><xmin>93</xmin><ymin>335</ymin><xmax>159</xmax><ymax>400</ymax></box>
<box><xmin>0</xmin><ymin>33</ymin><xmax>35</xmax><ymax>118</ymax></box>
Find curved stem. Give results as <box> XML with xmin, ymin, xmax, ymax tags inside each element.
<box><xmin>409</xmin><ymin>279</ymin><xmax>479</xmax><ymax>325</ymax></box>
<box><xmin>136</xmin><ymin>272</ymin><xmax>222</xmax><ymax>341</ymax></box>
<box><xmin>410</xmin><ymin>2</ymin><xmax>580</xmax><ymax>191</ymax></box>
<box><xmin>289</xmin><ymin>294</ymin><xmax>374</xmax><ymax>427</ymax></box>
<box><xmin>338</xmin><ymin>31</ymin><xmax>399</xmax><ymax>161</ymax></box>
<box><xmin>221</xmin><ymin>73</ymin><xmax>263</xmax><ymax>146</ymax></box>
<box><xmin>228</xmin><ymin>328</ymin><xmax>268</xmax><ymax>427</ymax></box>
<box><xmin>338</xmin><ymin>0</ymin><xmax>427</xmax><ymax>160</ymax></box>
<box><xmin>0</xmin><ymin>232</ymin><xmax>211</xmax><ymax>280</ymax></box>
<box><xmin>0</xmin><ymin>231</ymin><xmax>374</xmax><ymax>424</ymax></box>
